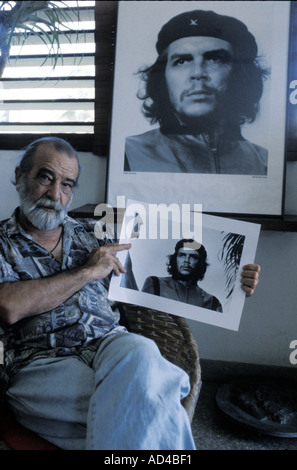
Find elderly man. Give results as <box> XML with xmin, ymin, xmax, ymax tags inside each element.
<box><xmin>124</xmin><ymin>9</ymin><xmax>268</xmax><ymax>175</ymax></box>
<box><xmin>142</xmin><ymin>239</ymin><xmax>223</xmax><ymax>311</ymax></box>
<box><xmin>0</xmin><ymin>137</ymin><xmax>260</xmax><ymax>450</ymax></box>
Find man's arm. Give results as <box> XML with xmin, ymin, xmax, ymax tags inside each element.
<box><xmin>0</xmin><ymin>242</ymin><xmax>131</xmax><ymax>325</ymax></box>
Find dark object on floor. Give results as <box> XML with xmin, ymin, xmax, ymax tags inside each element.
<box><xmin>216</xmin><ymin>379</ymin><xmax>297</xmax><ymax>438</ymax></box>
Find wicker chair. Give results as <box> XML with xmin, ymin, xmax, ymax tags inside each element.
<box><xmin>0</xmin><ymin>304</ymin><xmax>202</xmax><ymax>450</ymax></box>
<box><xmin>120</xmin><ymin>304</ymin><xmax>202</xmax><ymax>423</ymax></box>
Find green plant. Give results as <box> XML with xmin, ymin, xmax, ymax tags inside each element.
<box><xmin>0</xmin><ymin>1</ymin><xmax>80</xmax><ymax>77</ymax></box>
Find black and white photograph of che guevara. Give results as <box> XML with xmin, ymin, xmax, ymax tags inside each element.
<box><xmin>141</xmin><ymin>238</ymin><xmax>224</xmax><ymax>312</ymax></box>
<box><xmin>107</xmin><ymin>1</ymin><xmax>289</xmax><ymax>216</ymax></box>
<box><xmin>109</xmin><ymin>206</ymin><xmax>261</xmax><ymax>331</ymax></box>
<box><xmin>124</xmin><ymin>7</ymin><xmax>269</xmax><ymax>175</ymax></box>
<box><xmin>120</xmin><ymin>232</ymin><xmax>244</xmax><ymax>315</ymax></box>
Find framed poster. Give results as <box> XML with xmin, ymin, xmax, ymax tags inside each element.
<box><xmin>108</xmin><ymin>200</ymin><xmax>261</xmax><ymax>331</ymax></box>
<box><xmin>106</xmin><ymin>1</ymin><xmax>290</xmax><ymax>216</ymax></box>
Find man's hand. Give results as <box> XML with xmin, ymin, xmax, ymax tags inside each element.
<box><xmin>0</xmin><ymin>242</ymin><xmax>131</xmax><ymax>325</ymax></box>
<box><xmin>84</xmin><ymin>243</ymin><xmax>132</xmax><ymax>281</ymax></box>
<box><xmin>241</xmin><ymin>264</ymin><xmax>260</xmax><ymax>297</ymax></box>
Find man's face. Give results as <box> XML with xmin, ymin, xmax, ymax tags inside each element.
<box><xmin>176</xmin><ymin>248</ymin><xmax>200</xmax><ymax>277</ymax></box>
<box><xmin>165</xmin><ymin>36</ymin><xmax>234</xmax><ymax>123</ymax></box>
<box><xmin>17</xmin><ymin>143</ymin><xmax>79</xmax><ymax>231</ymax></box>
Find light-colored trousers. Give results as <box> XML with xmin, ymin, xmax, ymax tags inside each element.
<box><xmin>7</xmin><ymin>332</ymin><xmax>196</xmax><ymax>450</ymax></box>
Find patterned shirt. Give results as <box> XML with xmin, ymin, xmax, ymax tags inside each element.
<box><xmin>0</xmin><ymin>209</ymin><xmax>126</xmax><ymax>394</ymax></box>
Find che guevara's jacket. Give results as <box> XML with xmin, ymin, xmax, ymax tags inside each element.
<box><xmin>124</xmin><ymin>127</ymin><xmax>268</xmax><ymax>175</ymax></box>
<box><xmin>142</xmin><ymin>275</ymin><xmax>223</xmax><ymax>312</ymax></box>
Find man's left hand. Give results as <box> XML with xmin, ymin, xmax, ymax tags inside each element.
<box><xmin>241</xmin><ymin>264</ymin><xmax>261</xmax><ymax>297</ymax></box>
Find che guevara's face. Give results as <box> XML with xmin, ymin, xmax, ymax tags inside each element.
<box><xmin>176</xmin><ymin>248</ymin><xmax>200</xmax><ymax>277</ymax></box>
<box><xmin>165</xmin><ymin>36</ymin><xmax>234</xmax><ymax>123</ymax></box>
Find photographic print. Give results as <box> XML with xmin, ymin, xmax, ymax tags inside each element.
<box><xmin>108</xmin><ymin>200</ymin><xmax>261</xmax><ymax>331</ymax></box>
<box><xmin>106</xmin><ymin>1</ymin><xmax>290</xmax><ymax>216</ymax></box>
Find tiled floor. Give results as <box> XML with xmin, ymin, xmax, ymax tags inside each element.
<box><xmin>191</xmin><ymin>359</ymin><xmax>297</xmax><ymax>450</ymax></box>
<box><xmin>192</xmin><ymin>380</ymin><xmax>297</xmax><ymax>450</ymax></box>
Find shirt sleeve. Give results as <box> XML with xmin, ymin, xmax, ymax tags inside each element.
<box><xmin>0</xmin><ymin>252</ymin><xmax>21</xmax><ymax>284</ymax></box>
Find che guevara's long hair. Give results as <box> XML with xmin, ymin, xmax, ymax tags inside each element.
<box><xmin>137</xmin><ymin>49</ymin><xmax>269</xmax><ymax>132</ymax></box>
<box><xmin>167</xmin><ymin>239</ymin><xmax>209</xmax><ymax>282</ymax></box>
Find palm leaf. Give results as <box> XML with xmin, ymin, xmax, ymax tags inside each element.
<box><xmin>218</xmin><ymin>232</ymin><xmax>245</xmax><ymax>299</ymax></box>
<box><xmin>0</xmin><ymin>0</ymin><xmax>81</xmax><ymax>73</ymax></box>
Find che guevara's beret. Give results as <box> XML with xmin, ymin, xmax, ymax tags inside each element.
<box><xmin>156</xmin><ymin>10</ymin><xmax>258</xmax><ymax>61</ymax></box>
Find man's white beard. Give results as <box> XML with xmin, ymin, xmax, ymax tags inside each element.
<box><xmin>17</xmin><ymin>176</ymin><xmax>72</xmax><ymax>231</ymax></box>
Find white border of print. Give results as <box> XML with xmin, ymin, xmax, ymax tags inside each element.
<box><xmin>108</xmin><ymin>200</ymin><xmax>261</xmax><ymax>331</ymax></box>
<box><xmin>106</xmin><ymin>1</ymin><xmax>290</xmax><ymax>216</ymax></box>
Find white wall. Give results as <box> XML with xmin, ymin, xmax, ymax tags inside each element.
<box><xmin>189</xmin><ymin>161</ymin><xmax>297</xmax><ymax>368</ymax></box>
<box><xmin>0</xmin><ymin>149</ymin><xmax>296</xmax><ymax>368</ymax></box>
<box><xmin>189</xmin><ymin>230</ymin><xmax>297</xmax><ymax>367</ymax></box>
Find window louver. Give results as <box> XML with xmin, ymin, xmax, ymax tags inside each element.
<box><xmin>0</xmin><ymin>1</ymin><xmax>95</xmax><ymax>150</ymax></box>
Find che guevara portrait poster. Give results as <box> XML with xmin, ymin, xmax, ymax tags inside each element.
<box><xmin>106</xmin><ymin>1</ymin><xmax>290</xmax><ymax>216</ymax></box>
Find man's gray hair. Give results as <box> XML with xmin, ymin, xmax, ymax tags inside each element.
<box><xmin>13</xmin><ymin>137</ymin><xmax>81</xmax><ymax>186</ymax></box>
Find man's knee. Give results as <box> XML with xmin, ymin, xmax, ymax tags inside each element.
<box><xmin>118</xmin><ymin>333</ymin><xmax>179</xmax><ymax>382</ymax></box>
<box><xmin>94</xmin><ymin>332</ymin><xmax>160</xmax><ymax>371</ymax></box>
<box><xmin>124</xmin><ymin>333</ymin><xmax>160</xmax><ymax>356</ymax></box>
<box><xmin>109</xmin><ymin>333</ymin><xmax>161</xmax><ymax>367</ymax></box>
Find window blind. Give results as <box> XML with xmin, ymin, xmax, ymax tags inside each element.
<box><xmin>0</xmin><ymin>0</ymin><xmax>95</xmax><ymax>150</ymax></box>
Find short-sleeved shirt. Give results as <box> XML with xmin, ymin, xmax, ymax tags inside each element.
<box><xmin>0</xmin><ymin>210</ymin><xmax>126</xmax><ymax>394</ymax></box>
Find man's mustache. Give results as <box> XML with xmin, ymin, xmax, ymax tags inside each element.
<box><xmin>179</xmin><ymin>84</ymin><xmax>218</xmax><ymax>102</ymax></box>
<box><xmin>185</xmin><ymin>88</ymin><xmax>213</xmax><ymax>98</ymax></box>
<box><xmin>33</xmin><ymin>198</ymin><xmax>63</xmax><ymax>213</ymax></box>
<box><xmin>35</xmin><ymin>198</ymin><xmax>62</xmax><ymax>211</ymax></box>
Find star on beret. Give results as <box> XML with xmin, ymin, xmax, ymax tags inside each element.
<box><xmin>190</xmin><ymin>19</ymin><xmax>198</xmax><ymax>26</ymax></box>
